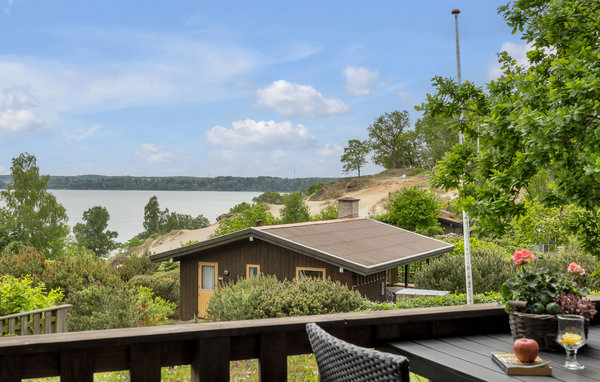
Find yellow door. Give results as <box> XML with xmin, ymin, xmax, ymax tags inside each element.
<box><xmin>198</xmin><ymin>262</ymin><xmax>218</xmax><ymax>317</ymax></box>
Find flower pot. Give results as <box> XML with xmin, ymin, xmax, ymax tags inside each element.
<box><xmin>508</xmin><ymin>310</ymin><xmax>589</xmax><ymax>352</ymax></box>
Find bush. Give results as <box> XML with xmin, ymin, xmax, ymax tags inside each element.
<box><xmin>414</xmin><ymin>247</ymin><xmax>515</xmax><ymax>294</ymax></box>
<box><xmin>129</xmin><ymin>269</ymin><xmax>180</xmax><ymax>305</ymax></box>
<box><xmin>67</xmin><ymin>283</ymin><xmax>138</xmax><ymax>331</ymax></box>
<box><xmin>360</xmin><ymin>292</ymin><xmax>501</xmax><ymax>311</ymax></box>
<box><xmin>377</xmin><ymin>186</ymin><xmax>443</xmax><ymax>236</ymax></box>
<box><xmin>134</xmin><ymin>286</ymin><xmax>176</xmax><ymax>326</ymax></box>
<box><xmin>0</xmin><ymin>244</ymin><xmax>55</xmax><ymax>286</ymax></box>
<box><xmin>0</xmin><ymin>275</ymin><xmax>63</xmax><ymax>315</ymax></box>
<box><xmin>207</xmin><ymin>275</ymin><xmax>366</xmax><ymax>321</ymax></box>
<box><xmin>535</xmin><ymin>248</ymin><xmax>599</xmax><ymax>290</ymax></box>
<box><xmin>117</xmin><ymin>252</ymin><xmax>157</xmax><ymax>282</ymax></box>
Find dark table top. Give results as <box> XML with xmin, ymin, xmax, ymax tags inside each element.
<box><xmin>384</xmin><ymin>326</ymin><xmax>600</xmax><ymax>381</ymax></box>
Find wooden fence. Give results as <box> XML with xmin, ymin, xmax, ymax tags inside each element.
<box><xmin>0</xmin><ymin>304</ymin><xmax>71</xmax><ymax>336</ymax></box>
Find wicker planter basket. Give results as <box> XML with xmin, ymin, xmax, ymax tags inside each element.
<box><xmin>508</xmin><ymin>311</ymin><xmax>561</xmax><ymax>351</ymax></box>
<box><xmin>508</xmin><ymin>309</ymin><xmax>590</xmax><ymax>352</ymax></box>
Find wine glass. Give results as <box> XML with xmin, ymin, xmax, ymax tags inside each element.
<box><xmin>556</xmin><ymin>314</ymin><xmax>586</xmax><ymax>370</ymax></box>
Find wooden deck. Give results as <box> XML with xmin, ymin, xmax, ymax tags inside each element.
<box><xmin>1</xmin><ymin>298</ymin><xmax>598</xmax><ymax>381</ymax></box>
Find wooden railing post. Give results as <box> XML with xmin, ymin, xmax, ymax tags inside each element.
<box><xmin>259</xmin><ymin>333</ymin><xmax>288</xmax><ymax>382</ymax></box>
<box><xmin>191</xmin><ymin>337</ymin><xmax>230</xmax><ymax>381</ymax></box>
<box><xmin>44</xmin><ymin>311</ymin><xmax>52</xmax><ymax>333</ymax></box>
<box><xmin>130</xmin><ymin>343</ymin><xmax>161</xmax><ymax>382</ymax></box>
<box><xmin>56</xmin><ymin>306</ymin><xmax>68</xmax><ymax>333</ymax></box>
<box><xmin>60</xmin><ymin>350</ymin><xmax>94</xmax><ymax>382</ymax></box>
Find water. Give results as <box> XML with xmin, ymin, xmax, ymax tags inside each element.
<box><xmin>48</xmin><ymin>190</ymin><xmax>261</xmax><ymax>241</ymax></box>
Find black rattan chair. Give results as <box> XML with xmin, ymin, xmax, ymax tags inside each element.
<box><xmin>306</xmin><ymin>323</ymin><xmax>410</xmax><ymax>382</ymax></box>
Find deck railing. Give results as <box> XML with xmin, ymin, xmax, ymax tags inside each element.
<box><xmin>0</xmin><ymin>304</ymin><xmax>71</xmax><ymax>337</ymax></box>
<box><xmin>1</xmin><ymin>296</ymin><xmax>598</xmax><ymax>382</ymax></box>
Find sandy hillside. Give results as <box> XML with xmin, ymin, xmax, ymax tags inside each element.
<box><xmin>127</xmin><ymin>171</ymin><xmax>454</xmax><ymax>256</ymax></box>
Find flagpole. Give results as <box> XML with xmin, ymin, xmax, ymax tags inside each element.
<box><xmin>452</xmin><ymin>8</ymin><xmax>474</xmax><ymax>305</ymax></box>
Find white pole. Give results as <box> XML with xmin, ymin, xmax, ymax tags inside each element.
<box><xmin>452</xmin><ymin>8</ymin><xmax>474</xmax><ymax>305</ymax></box>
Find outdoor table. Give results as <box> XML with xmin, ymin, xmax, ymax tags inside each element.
<box><xmin>383</xmin><ymin>325</ymin><xmax>600</xmax><ymax>381</ymax></box>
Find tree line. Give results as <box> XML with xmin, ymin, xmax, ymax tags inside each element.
<box><xmin>0</xmin><ymin>174</ymin><xmax>337</xmax><ymax>192</ymax></box>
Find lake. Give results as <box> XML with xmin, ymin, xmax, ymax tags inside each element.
<box><xmin>48</xmin><ymin>190</ymin><xmax>262</xmax><ymax>241</ymax></box>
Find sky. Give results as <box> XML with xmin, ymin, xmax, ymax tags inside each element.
<box><xmin>0</xmin><ymin>0</ymin><xmax>527</xmax><ymax>178</ymax></box>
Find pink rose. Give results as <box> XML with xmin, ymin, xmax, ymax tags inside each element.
<box><xmin>567</xmin><ymin>262</ymin><xmax>585</xmax><ymax>275</ymax></box>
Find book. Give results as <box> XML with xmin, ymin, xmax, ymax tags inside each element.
<box><xmin>491</xmin><ymin>353</ymin><xmax>552</xmax><ymax>376</ymax></box>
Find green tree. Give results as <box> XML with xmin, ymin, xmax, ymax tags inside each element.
<box><xmin>212</xmin><ymin>203</ymin><xmax>277</xmax><ymax>237</ymax></box>
<box><xmin>378</xmin><ymin>186</ymin><xmax>442</xmax><ymax>236</ymax></box>
<box><xmin>312</xmin><ymin>204</ymin><xmax>338</xmax><ymax>221</ymax></box>
<box><xmin>367</xmin><ymin>110</ymin><xmax>418</xmax><ymax>169</ymax></box>
<box><xmin>280</xmin><ymin>192</ymin><xmax>311</xmax><ymax>224</ymax></box>
<box><xmin>73</xmin><ymin>206</ymin><xmax>119</xmax><ymax>258</ymax></box>
<box><xmin>340</xmin><ymin>139</ymin><xmax>370</xmax><ymax>177</ymax></box>
<box><xmin>252</xmin><ymin>191</ymin><xmax>283</xmax><ymax>205</ymax></box>
<box><xmin>414</xmin><ymin>114</ymin><xmax>459</xmax><ymax>169</ymax></box>
<box><xmin>0</xmin><ymin>153</ymin><xmax>69</xmax><ymax>256</ymax></box>
<box><xmin>142</xmin><ymin>196</ymin><xmax>165</xmax><ymax>237</ymax></box>
<box><xmin>421</xmin><ymin>1</ymin><xmax>600</xmax><ymax>247</ymax></box>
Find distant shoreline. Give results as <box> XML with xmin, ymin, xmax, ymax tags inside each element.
<box><xmin>0</xmin><ymin>175</ymin><xmax>337</xmax><ymax>192</ymax></box>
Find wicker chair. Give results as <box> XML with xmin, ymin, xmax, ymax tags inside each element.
<box><xmin>306</xmin><ymin>323</ymin><xmax>410</xmax><ymax>382</ymax></box>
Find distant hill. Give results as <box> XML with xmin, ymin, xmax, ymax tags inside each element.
<box><xmin>0</xmin><ymin>174</ymin><xmax>336</xmax><ymax>192</ymax></box>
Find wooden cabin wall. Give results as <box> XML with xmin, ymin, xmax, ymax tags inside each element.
<box><xmin>353</xmin><ymin>271</ymin><xmax>388</xmax><ymax>302</ymax></box>
<box><xmin>180</xmin><ymin>257</ymin><xmax>199</xmax><ymax>321</ymax></box>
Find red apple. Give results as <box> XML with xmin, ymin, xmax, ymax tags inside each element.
<box><xmin>513</xmin><ymin>337</ymin><xmax>539</xmax><ymax>362</ymax></box>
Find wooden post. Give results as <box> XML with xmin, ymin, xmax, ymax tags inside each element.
<box><xmin>45</xmin><ymin>311</ymin><xmax>52</xmax><ymax>333</ymax></box>
<box><xmin>404</xmin><ymin>265</ymin><xmax>409</xmax><ymax>288</ymax></box>
<box><xmin>60</xmin><ymin>350</ymin><xmax>94</xmax><ymax>382</ymax></box>
<box><xmin>191</xmin><ymin>337</ymin><xmax>230</xmax><ymax>381</ymax></box>
<box><xmin>7</xmin><ymin>319</ymin><xmax>15</xmax><ymax>335</ymax></box>
<box><xmin>130</xmin><ymin>344</ymin><xmax>161</xmax><ymax>382</ymax></box>
<box><xmin>259</xmin><ymin>334</ymin><xmax>287</xmax><ymax>382</ymax></box>
<box><xmin>20</xmin><ymin>315</ymin><xmax>28</xmax><ymax>335</ymax></box>
<box><xmin>56</xmin><ymin>307</ymin><xmax>67</xmax><ymax>333</ymax></box>
<box><xmin>33</xmin><ymin>313</ymin><xmax>41</xmax><ymax>335</ymax></box>
<box><xmin>0</xmin><ymin>355</ymin><xmax>21</xmax><ymax>382</ymax></box>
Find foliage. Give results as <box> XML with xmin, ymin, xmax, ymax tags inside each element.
<box><xmin>566</xmin><ymin>207</ymin><xmax>600</xmax><ymax>258</ymax></box>
<box><xmin>207</xmin><ymin>275</ymin><xmax>367</xmax><ymax>321</ymax></box>
<box><xmin>0</xmin><ymin>275</ymin><xmax>63</xmax><ymax>316</ymax></box>
<box><xmin>422</xmin><ymin>1</ymin><xmax>600</xmax><ymax>245</ymax></box>
<box><xmin>252</xmin><ymin>191</ymin><xmax>283</xmax><ymax>205</ymax></box>
<box><xmin>212</xmin><ymin>203</ymin><xmax>277</xmax><ymax>237</ymax></box>
<box><xmin>534</xmin><ymin>249</ymin><xmax>598</xmax><ymax>290</ymax></box>
<box><xmin>414</xmin><ymin>114</ymin><xmax>459</xmax><ymax>170</ymax></box>
<box><xmin>378</xmin><ymin>186</ymin><xmax>442</xmax><ymax>236</ymax></box>
<box><xmin>340</xmin><ymin>139</ymin><xmax>370</xmax><ymax>177</ymax></box>
<box><xmin>67</xmin><ymin>283</ymin><xmax>138</xmax><ymax>331</ymax></box>
<box><xmin>367</xmin><ymin>110</ymin><xmax>419</xmax><ymax>169</ymax></box>
<box><xmin>508</xmin><ymin>199</ymin><xmax>573</xmax><ymax>251</ymax></box>
<box><xmin>229</xmin><ymin>201</ymin><xmax>251</xmax><ymax>213</ymax></box>
<box><xmin>311</xmin><ymin>204</ymin><xmax>338</xmax><ymax>221</ymax></box>
<box><xmin>414</xmin><ymin>247</ymin><xmax>514</xmax><ymax>294</ymax></box>
<box><xmin>73</xmin><ymin>205</ymin><xmax>119</xmax><ymax>258</ymax></box>
<box><xmin>116</xmin><ymin>252</ymin><xmax>157</xmax><ymax>282</ymax></box>
<box><xmin>129</xmin><ymin>269</ymin><xmax>180</xmax><ymax>305</ymax></box>
<box><xmin>280</xmin><ymin>192</ymin><xmax>310</xmax><ymax>224</ymax></box>
<box><xmin>0</xmin><ymin>153</ymin><xmax>69</xmax><ymax>256</ymax></box>
<box><xmin>303</xmin><ymin>181</ymin><xmax>331</xmax><ymax>197</ymax></box>
<box><xmin>555</xmin><ymin>293</ymin><xmax>597</xmax><ymax>320</ymax></box>
<box><xmin>134</xmin><ymin>286</ymin><xmax>176</xmax><ymax>326</ymax></box>
<box><xmin>0</xmin><ymin>244</ymin><xmax>55</xmax><ymax>286</ymax></box>
<box><xmin>360</xmin><ymin>292</ymin><xmax>501</xmax><ymax>311</ymax></box>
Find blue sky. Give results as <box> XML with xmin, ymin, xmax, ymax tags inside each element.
<box><xmin>0</xmin><ymin>0</ymin><xmax>526</xmax><ymax>178</ymax></box>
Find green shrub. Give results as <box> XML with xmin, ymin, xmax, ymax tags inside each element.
<box><xmin>134</xmin><ymin>286</ymin><xmax>177</xmax><ymax>326</ymax></box>
<box><xmin>129</xmin><ymin>269</ymin><xmax>180</xmax><ymax>305</ymax></box>
<box><xmin>360</xmin><ymin>292</ymin><xmax>501</xmax><ymax>311</ymax></box>
<box><xmin>207</xmin><ymin>275</ymin><xmax>366</xmax><ymax>321</ymax></box>
<box><xmin>67</xmin><ymin>283</ymin><xmax>137</xmax><ymax>331</ymax></box>
<box><xmin>117</xmin><ymin>252</ymin><xmax>157</xmax><ymax>282</ymax></box>
<box><xmin>414</xmin><ymin>247</ymin><xmax>515</xmax><ymax>294</ymax></box>
<box><xmin>0</xmin><ymin>275</ymin><xmax>63</xmax><ymax>315</ymax></box>
<box><xmin>535</xmin><ymin>248</ymin><xmax>599</xmax><ymax>290</ymax></box>
<box><xmin>0</xmin><ymin>244</ymin><xmax>54</xmax><ymax>285</ymax></box>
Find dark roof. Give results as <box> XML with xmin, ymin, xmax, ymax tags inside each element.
<box><xmin>149</xmin><ymin>218</ymin><xmax>454</xmax><ymax>276</ymax></box>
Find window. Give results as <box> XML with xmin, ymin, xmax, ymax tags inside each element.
<box><xmin>296</xmin><ymin>267</ymin><xmax>326</xmax><ymax>281</ymax></box>
<box><xmin>247</xmin><ymin>264</ymin><xmax>260</xmax><ymax>278</ymax></box>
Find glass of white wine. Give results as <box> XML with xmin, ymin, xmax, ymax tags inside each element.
<box><xmin>556</xmin><ymin>314</ymin><xmax>586</xmax><ymax>370</ymax></box>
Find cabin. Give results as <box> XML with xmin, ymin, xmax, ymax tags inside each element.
<box><xmin>150</xmin><ymin>198</ymin><xmax>454</xmax><ymax>319</ymax></box>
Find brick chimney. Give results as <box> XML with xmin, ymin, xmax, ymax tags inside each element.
<box><xmin>337</xmin><ymin>197</ymin><xmax>360</xmax><ymax>219</ymax></box>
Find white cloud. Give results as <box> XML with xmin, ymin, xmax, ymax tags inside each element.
<box><xmin>256</xmin><ymin>80</ymin><xmax>349</xmax><ymax>118</ymax></box>
<box><xmin>207</xmin><ymin>119</ymin><xmax>315</xmax><ymax>149</ymax></box>
<box><xmin>62</xmin><ymin>124</ymin><xmax>103</xmax><ymax>143</ymax></box>
<box><xmin>137</xmin><ymin>143</ymin><xmax>174</xmax><ymax>164</ymax></box>
<box><xmin>318</xmin><ymin>143</ymin><xmax>343</xmax><ymax>157</ymax></box>
<box><xmin>488</xmin><ymin>42</ymin><xmax>534</xmax><ymax>80</ymax></box>
<box><xmin>0</xmin><ymin>88</ymin><xmax>44</xmax><ymax>132</ymax></box>
<box><xmin>343</xmin><ymin>66</ymin><xmax>379</xmax><ymax>96</ymax></box>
